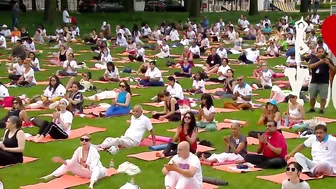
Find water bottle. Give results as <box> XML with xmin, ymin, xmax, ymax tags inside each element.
<box><xmin>130</xmin><ymin>178</ymin><xmax>135</xmax><ymax>185</ymax></box>
<box><xmin>109</xmin><ymin>159</ymin><xmax>114</xmax><ymax>168</ymax></box>
<box><xmin>284</xmin><ymin>115</ymin><xmax>289</xmax><ymax>127</ymax></box>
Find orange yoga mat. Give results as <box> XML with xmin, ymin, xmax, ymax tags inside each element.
<box><xmin>167</xmin><ymin>128</ymin><xmax>206</xmax><ymax>133</ymax></box>
<box><xmin>216</xmin><ymin>122</ymin><xmax>234</xmax><ymax>130</ymax></box>
<box><xmin>36</xmin><ymin>81</ymin><xmax>50</xmax><ymax>85</ymax></box>
<box><xmin>0</xmin><ymin>156</ymin><xmax>38</xmax><ymax>169</ymax></box>
<box><xmin>20</xmin><ymin>168</ymin><xmax>117</xmax><ymax>189</ymax></box>
<box><xmin>139</xmin><ymin>138</ymin><xmax>166</xmax><ymax>147</ymax></box>
<box><xmin>205</xmin><ymin>81</ymin><xmax>221</xmax><ymax>86</ymax></box>
<box><xmin>5</xmin><ymin>107</ymin><xmax>47</xmax><ymax>112</ymax></box>
<box><xmin>202</xmin><ymin>182</ymin><xmax>219</xmax><ymax>189</ymax></box>
<box><xmin>282</xmin><ymin>131</ymin><xmax>299</xmax><ymax>139</ymax></box>
<box><xmin>273</xmin><ymin>80</ymin><xmax>290</xmax><ymax>85</ymax></box>
<box><xmin>257</xmin><ymin>172</ymin><xmax>336</xmax><ymax>184</ymax></box>
<box><xmin>214</xmin><ymin>108</ymin><xmax>239</xmax><ymax>113</ymax></box>
<box><xmin>247</xmin><ymin>137</ymin><xmax>259</xmax><ymax>145</ymax></box>
<box><xmin>26</xmin><ymin>126</ymin><xmax>106</xmax><ymax>143</ymax></box>
<box><xmin>197</xmin><ymin>145</ymin><xmax>215</xmax><ymax>153</ymax></box>
<box><xmin>309</xmin><ymin>117</ymin><xmax>336</xmax><ymax>123</ymax></box>
<box><xmin>130</xmin><ymin>85</ymin><xmax>148</xmax><ymax>89</ymax></box>
<box><xmin>201</xmin><ymin>160</ymin><xmax>244</xmax><ymax>167</ymax></box>
<box><xmin>213</xmin><ymin>163</ymin><xmax>263</xmax><ymax>173</ymax></box>
<box><xmin>142</xmin><ymin>102</ymin><xmax>164</xmax><ymax>107</ymax></box>
<box><xmin>127</xmin><ymin>150</ymin><xmax>165</xmax><ymax>161</ymax></box>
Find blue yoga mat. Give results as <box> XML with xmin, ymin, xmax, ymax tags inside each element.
<box><xmin>149</xmin><ymin>144</ymin><xmax>168</xmax><ymax>151</ymax></box>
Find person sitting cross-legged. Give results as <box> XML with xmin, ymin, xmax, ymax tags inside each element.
<box><xmin>152</xmin><ymin>91</ymin><xmax>181</xmax><ymax>122</ymax></box>
<box><xmin>96</xmin><ymin>105</ymin><xmax>156</xmax><ymax>152</ymax></box>
<box><xmin>197</xmin><ymin>94</ymin><xmax>216</xmax><ymax>131</ymax></box>
<box><xmin>139</xmin><ymin>61</ymin><xmax>164</xmax><ymax>87</ymax></box>
<box><xmin>162</xmin><ymin>141</ymin><xmax>203</xmax><ymax>189</ymax></box>
<box><xmin>199</xmin><ymin>122</ymin><xmax>247</xmax><ymax>164</ymax></box>
<box><xmin>223</xmin><ymin>76</ymin><xmax>252</xmax><ymax>110</ymax></box>
<box><xmin>285</xmin><ymin>124</ymin><xmax>336</xmax><ymax>177</ymax></box>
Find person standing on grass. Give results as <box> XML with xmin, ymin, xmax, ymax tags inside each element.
<box><xmin>12</xmin><ymin>1</ymin><xmax>20</xmax><ymax>29</ymax></box>
<box><xmin>62</xmin><ymin>8</ymin><xmax>72</xmax><ymax>25</ymax></box>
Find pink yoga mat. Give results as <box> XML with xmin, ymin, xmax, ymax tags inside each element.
<box><xmin>223</xmin><ymin>119</ymin><xmax>248</xmax><ymax>126</ymax></box>
<box><xmin>148</xmin><ymin>135</ymin><xmax>172</xmax><ymax>143</ymax></box>
<box><xmin>257</xmin><ymin>172</ymin><xmax>336</xmax><ymax>184</ymax></box>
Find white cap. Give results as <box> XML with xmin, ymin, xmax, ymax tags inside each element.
<box><xmin>103</xmin><ymin>21</ymin><xmax>106</xmax><ymax>26</ymax></box>
<box><xmin>2</xmin><ymin>24</ymin><xmax>7</xmax><ymax>28</ymax></box>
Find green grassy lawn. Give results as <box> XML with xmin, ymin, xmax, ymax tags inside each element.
<box><xmin>0</xmin><ymin>11</ymin><xmax>335</xmax><ymax>189</ymax></box>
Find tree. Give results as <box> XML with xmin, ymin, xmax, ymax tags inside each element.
<box><xmin>124</xmin><ymin>0</ymin><xmax>134</xmax><ymax>12</ymax></box>
<box><xmin>44</xmin><ymin>0</ymin><xmax>57</xmax><ymax>23</ymax></box>
<box><xmin>249</xmin><ymin>0</ymin><xmax>258</xmax><ymax>15</ymax></box>
<box><xmin>32</xmin><ymin>0</ymin><xmax>37</xmax><ymax>11</ymax></box>
<box><xmin>61</xmin><ymin>0</ymin><xmax>68</xmax><ymax>11</ymax></box>
<box><xmin>184</xmin><ymin>0</ymin><xmax>191</xmax><ymax>12</ymax></box>
<box><xmin>189</xmin><ymin>0</ymin><xmax>200</xmax><ymax>19</ymax></box>
<box><xmin>300</xmin><ymin>0</ymin><xmax>309</xmax><ymax>13</ymax></box>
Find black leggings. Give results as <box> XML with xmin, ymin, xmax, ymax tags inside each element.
<box><xmin>8</xmin><ymin>74</ymin><xmax>21</xmax><ymax>83</ymax></box>
<box><xmin>248</xmin><ymin>130</ymin><xmax>282</xmax><ymax>138</ymax></box>
<box><xmin>0</xmin><ymin>116</ymin><xmax>9</xmax><ymax>128</ymax></box>
<box><xmin>163</xmin><ymin>142</ymin><xmax>196</xmax><ymax>157</ymax></box>
<box><xmin>244</xmin><ymin>154</ymin><xmax>287</xmax><ymax>169</ymax></box>
<box><xmin>0</xmin><ymin>149</ymin><xmax>22</xmax><ymax>166</ymax></box>
<box><xmin>37</xmin><ymin>121</ymin><xmax>69</xmax><ymax>139</ymax></box>
<box><xmin>152</xmin><ymin>113</ymin><xmax>181</xmax><ymax>122</ymax></box>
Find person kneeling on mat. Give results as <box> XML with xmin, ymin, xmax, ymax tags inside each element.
<box><xmin>162</xmin><ymin>141</ymin><xmax>203</xmax><ymax>189</ymax></box>
<box><xmin>96</xmin><ymin>105</ymin><xmax>156</xmax><ymax>152</ymax></box>
<box><xmin>199</xmin><ymin>122</ymin><xmax>247</xmax><ymax>164</ymax></box>
<box><xmin>41</xmin><ymin>134</ymin><xmax>107</xmax><ymax>189</ymax></box>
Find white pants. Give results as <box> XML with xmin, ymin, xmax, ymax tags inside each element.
<box><xmin>294</xmin><ymin>153</ymin><xmax>334</xmax><ymax>175</ymax></box>
<box><xmin>101</xmin><ymin>136</ymin><xmax>139</xmax><ymax>149</ymax></box>
<box><xmin>51</xmin><ymin>160</ymin><xmax>106</xmax><ymax>183</ymax></box>
<box><xmin>95</xmin><ymin>63</ymin><xmax>107</xmax><ymax>70</ymax></box>
<box><xmin>164</xmin><ymin>171</ymin><xmax>202</xmax><ymax>189</ymax></box>
<box><xmin>26</xmin><ymin>101</ymin><xmax>44</xmax><ymax>109</ymax></box>
<box><xmin>11</xmin><ymin>36</ymin><xmax>19</xmax><ymax>43</ymax></box>
<box><xmin>87</xmin><ymin>91</ymin><xmax>117</xmax><ymax>101</ymax></box>
<box><xmin>208</xmin><ymin>153</ymin><xmax>244</xmax><ymax>163</ymax></box>
<box><xmin>156</xmin><ymin>52</ymin><xmax>169</xmax><ymax>58</ymax></box>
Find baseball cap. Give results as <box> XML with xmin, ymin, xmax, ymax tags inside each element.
<box><xmin>267</xmin><ymin>99</ymin><xmax>277</xmax><ymax>106</ymax></box>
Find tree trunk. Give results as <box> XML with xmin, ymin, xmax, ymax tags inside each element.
<box><xmin>300</xmin><ymin>0</ymin><xmax>308</xmax><ymax>12</ymax></box>
<box><xmin>249</xmin><ymin>0</ymin><xmax>258</xmax><ymax>15</ymax></box>
<box><xmin>189</xmin><ymin>0</ymin><xmax>200</xmax><ymax>19</ymax></box>
<box><xmin>44</xmin><ymin>0</ymin><xmax>57</xmax><ymax>23</ymax></box>
<box><xmin>43</xmin><ymin>0</ymin><xmax>50</xmax><ymax>21</ymax></box>
<box><xmin>61</xmin><ymin>0</ymin><xmax>68</xmax><ymax>11</ymax></box>
<box><xmin>124</xmin><ymin>0</ymin><xmax>134</xmax><ymax>12</ymax></box>
<box><xmin>32</xmin><ymin>0</ymin><xmax>37</xmax><ymax>11</ymax></box>
<box><xmin>184</xmin><ymin>0</ymin><xmax>191</xmax><ymax>12</ymax></box>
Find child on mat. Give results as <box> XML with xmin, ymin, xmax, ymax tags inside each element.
<box><xmin>197</xmin><ymin>94</ymin><xmax>216</xmax><ymax>131</ymax></box>
<box><xmin>281</xmin><ymin>162</ymin><xmax>311</xmax><ymax>189</ymax></box>
<box><xmin>41</xmin><ymin>134</ymin><xmax>107</xmax><ymax>189</ymax></box>
<box><xmin>199</xmin><ymin>122</ymin><xmax>247</xmax><ymax>163</ymax></box>
<box><xmin>184</xmin><ymin>72</ymin><xmax>205</xmax><ymax>94</ymax></box>
<box><xmin>99</xmin><ymin>62</ymin><xmax>120</xmax><ymax>82</ymax></box>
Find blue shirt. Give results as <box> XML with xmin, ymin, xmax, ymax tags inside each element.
<box><xmin>117</xmin><ymin>91</ymin><xmax>130</xmax><ymax>109</ymax></box>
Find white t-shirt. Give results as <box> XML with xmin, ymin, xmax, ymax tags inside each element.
<box><xmin>54</xmin><ymin>110</ymin><xmax>73</xmax><ymax>135</ymax></box>
<box><xmin>180</xmin><ymin>39</ymin><xmax>189</xmax><ymax>46</ymax></box>
<box><xmin>43</xmin><ymin>84</ymin><xmax>66</xmax><ymax>99</ymax></box>
<box><xmin>271</xmin><ymin>85</ymin><xmax>286</xmax><ymax>101</ymax></box>
<box><xmin>192</xmin><ymin>80</ymin><xmax>205</xmax><ymax>92</ymax></box>
<box><xmin>233</xmin><ymin>83</ymin><xmax>253</xmax><ymax>104</ymax></box>
<box><xmin>166</xmin><ymin>82</ymin><xmax>184</xmax><ymax>100</ymax></box>
<box><xmin>245</xmin><ymin>48</ymin><xmax>260</xmax><ymax>63</ymax></box>
<box><xmin>23</xmin><ymin>68</ymin><xmax>36</xmax><ymax>84</ymax></box>
<box><xmin>201</xmin><ymin>105</ymin><xmax>215</xmax><ymax>123</ymax></box>
<box><xmin>13</xmin><ymin>63</ymin><xmax>25</xmax><ymax>75</ymax></box>
<box><xmin>161</xmin><ymin>44</ymin><xmax>170</xmax><ymax>55</ymax></box>
<box><xmin>170</xmin><ymin>30</ymin><xmax>180</xmax><ymax>41</ymax></box>
<box><xmin>168</xmin><ymin>153</ymin><xmax>202</xmax><ymax>186</ymax></box>
<box><xmin>0</xmin><ymin>36</ymin><xmax>6</xmax><ymax>48</ymax></box>
<box><xmin>216</xmin><ymin>48</ymin><xmax>227</xmax><ymax>59</ymax></box>
<box><xmin>303</xmin><ymin>135</ymin><xmax>336</xmax><ymax>173</ymax></box>
<box><xmin>62</xmin><ymin>60</ymin><xmax>77</xmax><ymax>73</ymax></box>
<box><xmin>189</xmin><ymin>46</ymin><xmax>200</xmax><ymax>55</ymax></box>
<box><xmin>286</xmin><ymin>57</ymin><xmax>296</xmax><ymax>64</ymax></box>
<box><xmin>136</xmin><ymin>48</ymin><xmax>145</xmax><ymax>58</ymax></box>
<box><xmin>0</xmin><ymin>85</ymin><xmax>9</xmax><ymax>98</ymax></box>
<box><xmin>240</xmin><ymin>20</ymin><xmax>250</xmax><ymax>29</ymax></box>
<box><xmin>56</xmin><ymin>28</ymin><xmax>64</xmax><ymax>35</ymax></box>
<box><xmin>124</xmin><ymin>115</ymin><xmax>153</xmax><ymax>143</ymax></box>
<box><xmin>100</xmin><ymin>53</ymin><xmax>112</xmax><ymax>62</ymax></box>
<box><xmin>281</xmin><ymin>179</ymin><xmax>310</xmax><ymax>189</ymax></box>
<box><xmin>142</xmin><ymin>27</ymin><xmax>152</xmax><ymax>36</ymax></box>
<box><xmin>145</xmin><ymin>67</ymin><xmax>163</xmax><ymax>82</ymax></box>
<box><xmin>217</xmin><ymin>65</ymin><xmax>230</xmax><ymax>81</ymax></box>
<box><xmin>187</xmin><ymin>30</ymin><xmax>196</xmax><ymax>39</ymax></box>
<box><xmin>105</xmin><ymin>67</ymin><xmax>119</xmax><ymax>79</ymax></box>
<box><xmin>62</xmin><ymin>10</ymin><xmax>71</xmax><ymax>24</ymax></box>
<box><xmin>260</xmin><ymin>69</ymin><xmax>273</xmax><ymax>87</ymax></box>
<box><xmin>116</xmin><ymin>36</ymin><xmax>128</xmax><ymax>47</ymax></box>
<box><xmin>31</xmin><ymin>58</ymin><xmax>40</xmax><ymax>70</ymax></box>
<box><xmin>24</xmin><ymin>41</ymin><xmax>36</xmax><ymax>52</ymax></box>
<box><xmin>152</xmin><ymin>30</ymin><xmax>161</xmax><ymax>39</ymax></box>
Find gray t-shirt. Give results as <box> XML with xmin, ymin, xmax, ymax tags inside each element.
<box><xmin>228</xmin><ymin>134</ymin><xmax>247</xmax><ymax>157</ymax></box>
<box><xmin>281</xmin><ymin>179</ymin><xmax>310</xmax><ymax>189</ymax></box>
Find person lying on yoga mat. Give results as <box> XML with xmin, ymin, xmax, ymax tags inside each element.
<box><xmin>26</xmin><ymin>75</ymin><xmax>66</xmax><ymax>109</ymax></box>
<box><xmin>285</xmin><ymin>124</ymin><xmax>336</xmax><ymax>177</ymax></box>
<box><xmin>199</xmin><ymin>122</ymin><xmax>247</xmax><ymax>164</ymax></box>
<box><xmin>31</xmin><ymin>98</ymin><xmax>73</xmax><ymax>142</ymax></box>
<box><xmin>157</xmin><ymin>112</ymin><xmax>198</xmax><ymax>158</ymax></box>
<box><xmin>162</xmin><ymin>141</ymin><xmax>203</xmax><ymax>189</ymax></box>
<box><xmin>197</xmin><ymin>94</ymin><xmax>216</xmax><ymax>131</ymax></box>
<box><xmin>282</xmin><ymin>93</ymin><xmax>305</xmax><ymax>127</ymax></box>
<box><xmin>97</xmin><ymin>105</ymin><xmax>156</xmax><ymax>151</ymax></box>
<box><xmin>139</xmin><ymin>61</ymin><xmax>164</xmax><ymax>86</ymax></box>
<box><xmin>0</xmin><ymin>97</ymin><xmax>30</xmax><ymax>128</ymax></box>
<box><xmin>269</xmin><ymin>85</ymin><xmax>287</xmax><ymax>102</ymax></box>
<box><xmin>103</xmin><ymin>81</ymin><xmax>131</xmax><ymax>117</ymax></box>
<box><xmin>152</xmin><ymin>91</ymin><xmax>181</xmax><ymax>122</ymax></box>
<box><xmin>223</xmin><ymin>76</ymin><xmax>252</xmax><ymax>110</ymax></box>
<box><xmin>281</xmin><ymin>162</ymin><xmax>311</xmax><ymax>189</ymax></box>
<box><xmin>41</xmin><ymin>134</ymin><xmax>107</xmax><ymax>189</ymax></box>
<box><xmin>0</xmin><ymin>116</ymin><xmax>25</xmax><ymax>166</ymax></box>
<box><xmin>214</xmin><ymin>69</ymin><xmax>236</xmax><ymax>98</ymax></box>
<box><xmin>244</xmin><ymin>120</ymin><xmax>288</xmax><ymax>169</ymax></box>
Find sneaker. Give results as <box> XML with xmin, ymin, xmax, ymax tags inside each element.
<box><xmin>319</xmin><ymin>110</ymin><xmax>324</xmax><ymax>114</ymax></box>
<box><xmin>307</xmin><ymin>109</ymin><xmax>315</xmax><ymax>113</ymax></box>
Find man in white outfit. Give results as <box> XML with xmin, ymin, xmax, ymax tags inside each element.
<box><xmin>162</xmin><ymin>141</ymin><xmax>203</xmax><ymax>189</ymax></box>
<box><xmin>97</xmin><ymin>105</ymin><xmax>156</xmax><ymax>151</ymax></box>
<box><xmin>285</xmin><ymin>124</ymin><xmax>336</xmax><ymax>177</ymax></box>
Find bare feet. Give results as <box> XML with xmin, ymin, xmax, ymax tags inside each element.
<box><xmin>88</xmin><ymin>182</ymin><xmax>94</xmax><ymax>189</ymax></box>
<box><xmin>155</xmin><ymin>152</ymin><xmax>164</xmax><ymax>158</ymax></box>
<box><xmin>35</xmin><ymin>136</ymin><xmax>45</xmax><ymax>143</ymax></box>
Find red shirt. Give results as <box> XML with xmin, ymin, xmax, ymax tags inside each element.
<box><xmin>179</xmin><ymin>129</ymin><xmax>197</xmax><ymax>152</ymax></box>
<box><xmin>263</xmin><ymin>131</ymin><xmax>288</xmax><ymax>158</ymax></box>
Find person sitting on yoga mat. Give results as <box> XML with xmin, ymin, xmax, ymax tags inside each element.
<box><xmin>285</xmin><ymin>124</ymin><xmax>336</xmax><ymax>177</ymax></box>
<box><xmin>157</xmin><ymin>112</ymin><xmax>198</xmax><ymax>158</ymax></box>
<box><xmin>152</xmin><ymin>91</ymin><xmax>181</xmax><ymax>122</ymax></box>
<box><xmin>162</xmin><ymin>141</ymin><xmax>203</xmax><ymax>189</ymax></box>
<box><xmin>174</xmin><ymin>58</ymin><xmax>192</xmax><ymax>78</ymax></box>
<box><xmin>98</xmin><ymin>62</ymin><xmax>120</xmax><ymax>82</ymax></box>
<box><xmin>8</xmin><ymin>53</ymin><xmax>25</xmax><ymax>85</ymax></box>
<box><xmin>41</xmin><ymin>134</ymin><xmax>107</xmax><ymax>189</ymax></box>
<box><xmin>166</xmin><ymin>76</ymin><xmax>184</xmax><ymax>100</ymax></box>
<box><xmin>214</xmin><ymin>69</ymin><xmax>236</xmax><ymax>98</ymax></box>
<box><xmin>281</xmin><ymin>162</ymin><xmax>311</xmax><ymax>189</ymax></box>
<box><xmin>223</xmin><ymin>76</ymin><xmax>252</xmax><ymax>110</ymax></box>
<box><xmin>204</xmin><ymin>47</ymin><xmax>221</xmax><ymax>75</ymax></box>
<box><xmin>17</xmin><ymin>60</ymin><xmax>37</xmax><ymax>87</ymax></box>
<box><xmin>238</xmin><ymin>45</ymin><xmax>260</xmax><ymax>64</ymax></box>
<box><xmin>139</xmin><ymin>61</ymin><xmax>164</xmax><ymax>86</ymax></box>
<box><xmin>208</xmin><ymin>58</ymin><xmax>230</xmax><ymax>83</ymax></box>
<box><xmin>282</xmin><ymin>93</ymin><xmax>305</xmax><ymax>127</ymax></box>
<box><xmin>199</xmin><ymin>122</ymin><xmax>247</xmax><ymax>164</ymax></box>
<box><xmin>65</xmin><ymin>72</ymin><xmax>94</xmax><ymax>92</ymax></box>
<box><xmin>26</xmin><ymin>75</ymin><xmax>66</xmax><ymax>109</ymax></box>
<box><xmin>197</xmin><ymin>94</ymin><xmax>216</xmax><ymax>131</ymax></box>
<box><xmin>269</xmin><ymin>85</ymin><xmax>287</xmax><ymax>102</ymax></box>
<box><xmin>57</xmin><ymin>53</ymin><xmax>78</xmax><ymax>76</ymax></box>
<box><xmin>244</xmin><ymin>120</ymin><xmax>288</xmax><ymax>169</ymax></box>
<box><xmin>184</xmin><ymin>71</ymin><xmax>205</xmax><ymax>94</ymax></box>
<box><xmin>103</xmin><ymin>81</ymin><xmax>131</xmax><ymax>117</ymax></box>
<box><xmin>97</xmin><ymin>105</ymin><xmax>156</xmax><ymax>151</ymax></box>
<box><xmin>32</xmin><ymin>98</ymin><xmax>73</xmax><ymax>142</ymax></box>
<box><xmin>64</xmin><ymin>82</ymin><xmax>84</xmax><ymax>114</ymax></box>
<box><xmin>0</xmin><ymin>97</ymin><xmax>30</xmax><ymax>128</ymax></box>
<box><xmin>251</xmin><ymin>62</ymin><xmax>273</xmax><ymax>90</ymax></box>
<box><xmin>0</xmin><ymin>116</ymin><xmax>25</xmax><ymax>166</ymax></box>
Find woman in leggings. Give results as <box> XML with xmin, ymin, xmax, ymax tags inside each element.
<box><xmin>152</xmin><ymin>91</ymin><xmax>181</xmax><ymax>122</ymax></box>
<box><xmin>0</xmin><ymin>116</ymin><xmax>25</xmax><ymax>166</ymax></box>
<box><xmin>156</xmin><ymin>112</ymin><xmax>198</xmax><ymax>158</ymax></box>
<box><xmin>32</xmin><ymin>98</ymin><xmax>73</xmax><ymax>142</ymax></box>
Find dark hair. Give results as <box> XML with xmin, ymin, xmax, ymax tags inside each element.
<box><xmin>227</xmin><ymin>69</ymin><xmax>234</xmax><ymax>76</ymax></box>
<box><xmin>132</xmin><ymin>24</ymin><xmax>139</xmax><ymax>37</ymax></box>
<box><xmin>157</xmin><ymin>90</ymin><xmax>170</xmax><ymax>99</ymax></box>
<box><xmin>193</xmin><ymin>71</ymin><xmax>205</xmax><ymax>81</ymax></box>
<box><xmin>315</xmin><ymin>124</ymin><xmax>327</xmax><ymax>132</ymax></box>
<box><xmin>86</xmin><ymin>72</ymin><xmax>92</xmax><ymax>80</ymax></box>
<box><xmin>267</xmin><ymin>120</ymin><xmax>277</xmax><ymax>127</ymax></box>
<box><xmin>12</xmin><ymin>97</ymin><xmax>24</xmax><ymax>110</ymax></box>
<box><xmin>48</xmin><ymin>75</ymin><xmax>61</xmax><ymax>95</ymax></box>
<box><xmin>29</xmin><ymin>52</ymin><xmax>36</xmax><ymax>61</ymax></box>
<box><xmin>201</xmin><ymin>94</ymin><xmax>213</xmax><ymax>109</ymax></box>
<box><xmin>106</xmin><ymin>62</ymin><xmax>115</xmax><ymax>73</ymax></box>
<box><xmin>181</xmin><ymin>112</ymin><xmax>197</xmax><ymax>135</ymax></box>
<box><xmin>286</xmin><ymin>162</ymin><xmax>303</xmax><ymax>173</ymax></box>
<box><xmin>120</xmin><ymin>80</ymin><xmax>132</xmax><ymax>95</ymax></box>
<box><xmin>72</xmin><ymin>81</ymin><xmax>81</xmax><ymax>89</ymax></box>
<box><xmin>167</xmin><ymin>76</ymin><xmax>175</xmax><ymax>82</ymax></box>
<box><xmin>149</xmin><ymin>60</ymin><xmax>156</xmax><ymax>66</ymax></box>
<box><xmin>8</xmin><ymin>116</ymin><xmax>22</xmax><ymax>129</ymax></box>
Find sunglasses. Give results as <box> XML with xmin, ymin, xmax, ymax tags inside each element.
<box><xmin>119</xmin><ymin>85</ymin><xmax>125</xmax><ymax>88</ymax></box>
<box><xmin>184</xmin><ymin>116</ymin><xmax>191</xmax><ymax>120</ymax></box>
<box><xmin>237</xmin><ymin>79</ymin><xmax>242</xmax><ymax>81</ymax></box>
<box><xmin>286</xmin><ymin>167</ymin><xmax>296</xmax><ymax>172</ymax></box>
<box><xmin>266</xmin><ymin>124</ymin><xmax>274</xmax><ymax>127</ymax></box>
<box><xmin>80</xmin><ymin>138</ymin><xmax>90</xmax><ymax>142</ymax></box>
